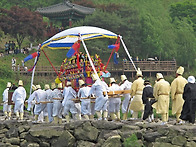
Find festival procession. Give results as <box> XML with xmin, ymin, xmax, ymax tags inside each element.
<box><xmin>2</xmin><ymin>26</ymin><xmax>196</xmax><ymax>126</ymax></box>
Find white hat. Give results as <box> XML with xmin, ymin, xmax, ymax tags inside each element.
<box><xmin>32</xmin><ymin>84</ymin><xmax>37</xmax><ymax>91</ymax></box>
<box><xmin>136</xmin><ymin>68</ymin><xmax>142</xmax><ymax>76</ymax></box>
<box><xmin>79</xmin><ymin>80</ymin><xmax>85</xmax><ymax>87</ymax></box>
<box><xmin>121</xmin><ymin>75</ymin><xmax>127</xmax><ymax>81</ymax></box>
<box><xmin>44</xmin><ymin>84</ymin><xmax>50</xmax><ymax>90</ymax></box>
<box><xmin>110</xmin><ymin>78</ymin><xmax>116</xmax><ymax>84</ymax></box>
<box><xmin>51</xmin><ymin>83</ymin><xmax>56</xmax><ymax>89</ymax></box>
<box><xmin>176</xmin><ymin>66</ymin><xmax>184</xmax><ymax>75</ymax></box>
<box><xmin>7</xmin><ymin>82</ymin><xmax>11</xmax><ymax>88</ymax></box>
<box><xmin>36</xmin><ymin>85</ymin><xmax>41</xmax><ymax>89</ymax></box>
<box><xmin>188</xmin><ymin>76</ymin><xmax>195</xmax><ymax>84</ymax></box>
<box><xmin>58</xmin><ymin>83</ymin><xmax>63</xmax><ymax>89</ymax></box>
<box><xmin>92</xmin><ymin>73</ymin><xmax>99</xmax><ymax>81</ymax></box>
<box><xmin>67</xmin><ymin>81</ymin><xmax>72</xmax><ymax>86</ymax></box>
<box><xmin>18</xmin><ymin>80</ymin><xmax>23</xmax><ymax>86</ymax></box>
<box><xmin>156</xmin><ymin>73</ymin><xmax>163</xmax><ymax>80</ymax></box>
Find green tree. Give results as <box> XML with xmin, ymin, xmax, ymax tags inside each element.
<box><xmin>0</xmin><ymin>6</ymin><xmax>47</xmax><ymax>49</ymax></box>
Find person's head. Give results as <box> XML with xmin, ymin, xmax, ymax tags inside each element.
<box><xmin>110</xmin><ymin>78</ymin><xmax>116</xmax><ymax>85</ymax></box>
<box><xmin>144</xmin><ymin>80</ymin><xmax>150</xmax><ymax>86</ymax></box>
<box><xmin>156</xmin><ymin>73</ymin><xmax>163</xmax><ymax>81</ymax></box>
<box><xmin>136</xmin><ymin>68</ymin><xmax>143</xmax><ymax>78</ymax></box>
<box><xmin>121</xmin><ymin>75</ymin><xmax>127</xmax><ymax>82</ymax></box>
<box><xmin>36</xmin><ymin>85</ymin><xmax>41</xmax><ymax>89</ymax></box>
<box><xmin>66</xmin><ymin>81</ymin><xmax>72</xmax><ymax>87</ymax></box>
<box><xmin>58</xmin><ymin>83</ymin><xmax>63</xmax><ymax>89</ymax></box>
<box><xmin>44</xmin><ymin>84</ymin><xmax>50</xmax><ymax>90</ymax></box>
<box><xmin>32</xmin><ymin>84</ymin><xmax>37</xmax><ymax>91</ymax></box>
<box><xmin>51</xmin><ymin>83</ymin><xmax>56</xmax><ymax>90</ymax></box>
<box><xmin>79</xmin><ymin>80</ymin><xmax>85</xmax><ymax>87</ymax></box>
<box><xmin>91</xmin><ymin>73</ymin><xmax>99</xmax><ymax>82</ymax></box>
<box><xmin>7</xmin><ymin>82</ymin><xmax>11</xmax><ymax>88</ymax></box>
<box><xmin>187</xmin><ymin>76</ymin><xmax>195</xmax><ymax>84</ymax></box>
<box><xmin>176</xmin><ymin>66</ymin><xmax>184</xmax><ymax>76</ymax></box>
<box><xmin>18</xmin><ymin>80</ymin><xmax>23</xmax><ymax>86</ymax></box>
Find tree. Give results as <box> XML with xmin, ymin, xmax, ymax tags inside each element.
<box><xmin>0</xmin><ymin>6</ymin><xmax>47</xmax><ymax>49</ymax></box>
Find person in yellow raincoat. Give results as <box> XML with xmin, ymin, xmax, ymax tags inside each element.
<box><xmin>153</xmin><ymin>73</ymin><xmax>170</xmax><ymax>125</ymax></box>
<box><xmin>171</xmin><ymin>66</ymin><xmax>188</xmax><ymax>124</ymax></box>
<box><xmin>129</xmin><ymin>68</ymin><xmax>144</xmax><ymax>119</ymax></box>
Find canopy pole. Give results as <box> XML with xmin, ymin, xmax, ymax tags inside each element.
<box><xmin>120</xmin><ymin>36</ymin><xmax>137</xmax><ymax>71</ymax></box>
<box><xmin>80</xmin><ymin>34</ymin><xmax>100</xmax><ymax>80</ymax></box>
<box><xmin>42</xmin><ymin>49</ymin><xmax>59</xmax><ymax>76</ymax></box>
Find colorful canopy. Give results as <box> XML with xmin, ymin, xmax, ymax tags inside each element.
<box><xmin>41</xmin><ymin>26</ymin><xmax>118</xmax><ymax>49</ymax></box>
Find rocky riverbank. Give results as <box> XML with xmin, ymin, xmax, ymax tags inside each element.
<box><xmin>0</xmin><ymin>119</ymin><xmax>195</xmax><ymax>147</ymax></box>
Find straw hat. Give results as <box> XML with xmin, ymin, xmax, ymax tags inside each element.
<box><xmin>176</xmin><ymin>66</ymin><xmax>184</xmax><ymax>75</ymax></box>
<box><xmin>110</xmin><ymin>78</ymin><xmax>116</xmax><ymax>84</ymax></box>
<box><xmin>32</xmin><ymin>84</ymin><xmax>37</xmax><ymax>91</ymax></box>
<box><xmin>156</xmin><ymin>73</ymin><xmax>163</xmax><ymax>80</ymax></box>
<box><xmin>79</xmin><ymin>80</ymin><xmax>85</xmax><ymax>87</ymax></box>
<box><xmin>188</xmin><ymin>76</ymin><xmax>195</xmax><ymax>84</ymax></box>
<box><xmin>18</xmin><ymin>80</ymin><xmax>23</xmax><ymax>86</ymax></box>
<box><xmin>7</xmin><ymin>82</ymin><xmax>11</xmax><ymax>88</ymax></box>
<box><xmin>58</xmin><ymin>83</ymin><xmax>63</xmax><ymax>89</ymax></box>
<box><xmin>67</xmin><ymin>81</ymin><xmax>72</xmax><ymax>86</ymax></box>
<box><xmin>121</xmin><ymin>75</ymin><xmax>127</xmax><ymax>82</ymax></box>
<box><xmin>36</xmin><ymin>85</ymin><xmax>41</xmax><ymax>89</ymax></box>
<box><xmin>44</xmin><ymin>84</ymin><xmax>50</xmax><ymax>90</ymax></box>
<box><xmin>92</xmin><ymin>73</ymin><xmax>99</xmax><ymax>81</ymax></box>
<box><xmin>136</xmin><ymin>68</ymin><xmax>142</xmax><ymax>77</ymax></box>
<box><xmin>51</xmin><ymin>83</ymin><xmax>56</xmax><ymax>89</ymax></box>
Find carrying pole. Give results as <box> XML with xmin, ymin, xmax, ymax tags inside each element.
<box><xmin>120</xmin><ymin>36</ymin><xmax>137</xmax><ymax>71</ymax></box>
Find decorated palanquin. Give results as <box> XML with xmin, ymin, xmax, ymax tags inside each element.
<box><xmin>57</xmin><ymin>52</ymin><xmax>110</xmax><ymax>91</ymax></box>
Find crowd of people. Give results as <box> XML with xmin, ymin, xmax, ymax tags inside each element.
<box><xmin>2</xmin><ymin>66</ymin><xmax>196</xmax><ymax>125</ymax></box>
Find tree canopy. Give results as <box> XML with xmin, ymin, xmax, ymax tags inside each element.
<box><xmin>0</xmin><ymin>6</ymin><xmax>47</xmax><ymax>49</ymax></box>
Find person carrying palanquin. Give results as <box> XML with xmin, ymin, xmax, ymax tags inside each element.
<box><xmin>108</xmin><ymin>78</ymin><xmax>122</xmax><ymax>121</ymax></box>
<box><xmin>153</xmin><ymin>73</ymin><xmax>171</xmax><ymax>125</ymax></box>
<box><xmin>129</xmin><ymin>68</ymin><xmax>144</xmax><ymax>119</ymax></box>
<box><xmin>12</xmin><ymin>80</ymin><xmax>26</xmax><ymax>120</ymax></box>
<box><xmin>45</xmin><ymin>84</ymin><xmax>53</xmax><ymax>123</ymax></box>
<box><xmin>171</xmin><ymin>66</ymin><xmax>188</xmax><ymax>124</ymax></box>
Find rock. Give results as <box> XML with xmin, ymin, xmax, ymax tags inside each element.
<box><xmin>91</xmin><ymin>120</ymin><xmax>122</xmax><ymax>130</ymax></box>
<box><xmin>171</xmin><ymin>135</ymin><xmax>187</xmax><ymax>146</ymax></box>
<box><xmin>76</xmin><ymin>140</ymin><xmax>95</xmax><ymax>147</ymax></box>
<box><xmin>52</xmin><ymin>130</ymin><xmax>76</xmax><ymax>147</ymax></box>
<box><xmin>103</xmin><ymin>130</ymin><xmax>120</xmax><ymax>140</ymax></box>
<box><xmin>20</xmin><ymin>132</ymin><xmax>28</xmax><ymax>139</ymax></box>
<box><xmin>185</xmin><ymin>141</ymin><xmax>196</xmax><ymax>147</ymax></box>
<box><xmin>0</xmin><ymin>123</ymin><xmax>6</xmax><ymax>130</ymax></box>
<box><xmin>0</xmin><ymin>128</ymin><xmax>8</xmax><ymax>134</ymax></box>
<box><xmin>40</xmin><ymin>142</ymin><xmax>50</xmax><ymax>147</ymax></box>
<box><xmin>29</xmin><ymin>129</ymin><xmax>63</xmax><ymax>139</ymax></box>
<box><xmin>74</xmin><ymin>122</ymin><xmax>99</xmax><ymax>142</ymax></box>
<box><xmin>120</xmin><ymin>125</ymin><xmax>140</xmax><ymax>132</ymax></box>
<box><xmin>102</xmin><ymin>135</ymin><xmax>122</xmax><ymax>147</ymax></box>
<box><xmin>64</xmin><ymin>120</ymin><xmax>85</xmax><ymax>130</ymax></box>
<box><xmin>155</xmin><ymin>136</ymin><xmax>171</xmax><ymax>143</ymax></box>
<box><xmin>5</xmin><ymin>137</ymin><xmax>20</xmax><ymax>145</ymax></box>
<box><xmin>153</xmin><ymin>142</ymin><xmax>179</xmax><ymax>147</ymax></box>
<box><xmin>5</xmin><ymin>127</ymin><xmax>19</xmax><ymax>138</ymax></box>
<box><xmin>18</xmin><ymin>126</ymin><xmax>26</xmax><ymax>134</ymax></box>
<box><xmin>27</xmin><ymin>143</ymin><xmax>40</xmax><ymax>147</ymax></box>
<box><xmin>143</xmin><ymin>132</ymin><xmax>161</xmax><ymax>142</ymax></box>
<box><xmin>0</xmin><ymin>142</ymin><xmax>6</xmax><ymax>147</ymax></box>
<box><xmin>23</xmin><ymin>125</ymin><xmax>31</xmax><ymax>132</ymax></box>
<box><xmin>20</xmin><ymin>140</ymin><xmax>28</xmax><ymax>147</ymax></box>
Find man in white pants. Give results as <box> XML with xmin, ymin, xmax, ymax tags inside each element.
<box><xmin>12</xmin><ymin>80</ymin><xmax>26</xmax><ymax>120</ymax></box>
<box><xmin>52</xmin><ymin>83</ymin><xmax>63</xmax><ymax>124</ymax></box>
<box><xmin>88</xmin><ymin>73</ymin><xmax>109</xmax><ymax>121</ymax></box>
<box><xmin>120</xmin><ymin>75</ymin><xmax>132</xmax><ymax>120</ymax></box>
<box><xmin>77</xmin><ymin>79</ymin><xmax>91</xmax><ymax>120</ymax></box>
<box><xmin>62</xmin><ymin>81</ymin><xmax>79</xmax><ymax>123</ymax></box>
<box><xmin>45</xmin><ymin>84</ymin><xmax>53</xmax><ymax>123</ymax></box>
<box><xmin>2</xmin><ymin>82</ymin><xmax>12</xmax><ymax>120</ymax></box>
<box><xmin>108</xmin><ymin>78</ymin><xmax>122</xmax><ymax>121</ymax></box>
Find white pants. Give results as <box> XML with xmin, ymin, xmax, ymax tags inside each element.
<box><xmin>53</xmin><ymin>100</ymin><xmax>63</xmax><ymax>118</ymax></box>
<box><xmin>95</xmin><ymin>96</ymin><xmax>108</xmax><ymax>111</ymax></box>
<box><xmin>63</xmin><ymin>100</ymin><xmax>78</xmax><ymax>115</ymax></box>
<box><xmin>108</xmin><ymin>98</ymin><xmax>121</xmax><ymax>113</ymax></box>
<box><xmin>122</xmin><ymin>96</ymin><xmax>131</xmax><ymax>113</ymax></box>
<box><xmin>34</xmin><ymin>103</ymin><xmax>47</xmax><ymax>115</ymax></box>
<box><xmin>3</xmin><ymin>103</ymin><xmax>12</xmax><ymax>112</ymax></box>
<box><xmin>14</xmin><ymin>101</ymin><xmax>24</xmax><ymax>113</ymax></box>
<box><xmin>81</xmin><ymin>100</ymin><xmax>91</xmax><ymax>115</ymax></box>
<box><xmin>47</xmin><ymin>103</ymin><xmax>53</xmax><ymax>122</ymax></box>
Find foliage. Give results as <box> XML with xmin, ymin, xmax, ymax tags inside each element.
<box><xmin>0</xmin><ymin>6</ymin><xmax>47</xmax><ymax>49</ymax></box>
<box><xmin>123</xmin><ymin>134</ymin><xmax>140</xmax><ymax>147</ymax></box>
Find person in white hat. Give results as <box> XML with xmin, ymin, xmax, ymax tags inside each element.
<box><xmin>129</xmin><ymin>68</ymin><xmax>145</xmax><ymax>119</ymax></box>
<box><xmin>153</xmin><ymin>73</ymin><xmax>170</xmax><ymax>125</ymax></box>
<box><xmin>27</xmin><ymin>84</ymin><xmax>37</xmax><ymax>118</ymax></box>
<box><xmin>77</xmin><ymin>79</ymin><xmax>91</xmax><ymax>120</ymax></box>
<box><xmin>180</xmin><ymin>76</ymin><xmax>196</xmax><ymax>124</ymax></box>
<box><xmin>12</xmin><ymin>80</ymin><xmax>26</xmax><ymax>120</ymax></box>
<box><xmin>171</xmin><ymin>66</ymin><xmax>188</xmax><ymax>124</ymax></box>
<box><xmin>45</xmin><ymin>84</ymin><xmax>53</xmax><ymax>123</ymax></box>
<box><xmin>2</xmin><ymin>82</ymin><xmax>12</xmax><ymax>120</ymax></box>
<box><xmin>120</xmin><ymin>75</ymin><xmax>132</xmax><ymax>120</ymax></box>
<box><xmin>88</xmin><ymin>73</ymin><xmax>109</xmax><ymax>120</ymax></box>
<box><xmin>52</xmin><ymin>83</ymin><xmax>63</xmax><ymax>124</ymax></box>
<box><xmin>108</xmin><ymin>78</ymin><xmax>122</xmax><ymax>121</ymax></box>
<box><xmin>29</xmin><ymin>85</ymin><xmax>47</xmax><ymax>123</ymax></box>
<box><xmin>62</xmin><ymin>81</ymin><xmax>79</xmax><ymax>123</ymax></box>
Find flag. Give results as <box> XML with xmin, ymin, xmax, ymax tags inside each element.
<box><xmin>24</xmin><ymin>52</ymin><xmax>39</xmax><ymax>62</ymax></box>
<box><xmin>27</xmin><ymin>52</ymin><xmax>40</xmax><ymax>72</ymax></box>
<box><xmin>66</xmin><ymin>40</ymin><xmax>80</xmax><ymax>58</ymax></box>
<box><xmin>108</xmin><ymin>37</ymin><xmax>120</xmax><ymax>52</ymax></box>
<box><xmin>114</xmin><ymin>52</ymin><xmax>119</xmax><ymax>64</ymax></box>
